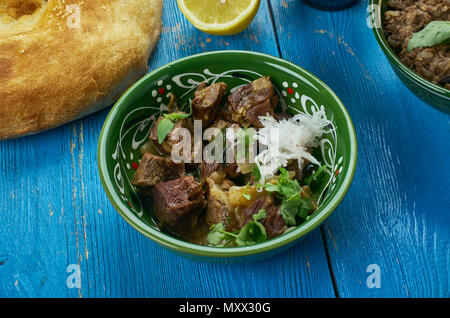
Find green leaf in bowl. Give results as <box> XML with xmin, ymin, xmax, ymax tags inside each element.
<box><xmin>407</xmin><ymin>21</ymin><xmax>450</xmax><ymax>52</ymax></box>
<box><xmin>157</xmin><ymin>99</ymin><xmax>193</xmax><ymax>143</ymax></box>
<box><xmin>157</xmin><ymin>117</ymin><xmax>175</xmax><ymax>144</ymax></box>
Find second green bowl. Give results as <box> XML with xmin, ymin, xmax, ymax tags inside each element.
<box><xmin>370</xmin><ymin>0</ymin><xmax>450</xmax><ymax>114</ymax></box>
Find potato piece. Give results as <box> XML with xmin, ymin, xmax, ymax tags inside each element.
<box><xmin>228</xmin><ymin>185</ymin><xmax>266</xmax><ymax>209</ymax></box>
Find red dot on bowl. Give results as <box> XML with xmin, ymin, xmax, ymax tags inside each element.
<box><xmin>158</xmin><ymin>87</ymin><xmax>165</xmax><ymax>95</ymax></box>
<box><xmin>132</xmin><ymin>162</ymin><xmax>138</xmax><ymax>170</ymax></box>
<box><xmin>287</xmin><ymin>88</ymin><xmax>294</xmax><ymax>95</ymax></box>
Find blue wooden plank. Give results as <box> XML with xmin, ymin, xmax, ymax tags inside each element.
<box><xmin>270</xmin><ymin>0</ymin><xmax>450</xmax><ymax>297</ymax></box>
<box><xmin>0</xmin><ymin>0</ymin><xmax>335</xmax><ymax>298</ymax></box>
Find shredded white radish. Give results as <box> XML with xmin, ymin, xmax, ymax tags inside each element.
<box><xmin>255</xmin><ymin>106</ymin><xmax>331</xmax><ymax>182</ymax></box>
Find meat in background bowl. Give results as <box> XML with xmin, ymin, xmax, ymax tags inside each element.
<box><xmin>370</xmin><ymin>0</ymin><xmax>450</xmax><ymax>114</ymax></box>
<box><xmin>97</xmin><ymin>51</ymin><xmax>357</xmax><ymax>263</ymax></box>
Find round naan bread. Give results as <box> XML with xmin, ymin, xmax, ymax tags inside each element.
<box><xmin>0</xmin><ymin>0</ymin><xmax>163</xmax><ymax>139</ymax></box>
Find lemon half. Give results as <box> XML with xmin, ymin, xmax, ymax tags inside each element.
<box><xmin>177</xmin><ymin>0</ymin><xmax>261</xmax><ymax>36</ymax></box>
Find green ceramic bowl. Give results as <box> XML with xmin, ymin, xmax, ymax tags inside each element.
<box><xmin>97</xmin><ymin>51</ymin><xmax>357</xmax><ymax>263</ymax></box>
<box><xmin>369</xmin><ymin>0</ymin><xmax>450</xmax><ymax>114</ymax></box>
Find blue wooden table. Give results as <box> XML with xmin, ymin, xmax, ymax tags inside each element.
<box><xmin>0</xmin><ymin>0</ymin><xmax>449</xmax><ymax>298</ymax></box>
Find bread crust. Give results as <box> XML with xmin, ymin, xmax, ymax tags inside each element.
<box><xmin>0</xmin><ymin>0</ymin><xmax>163</xmax><ymax>139</ymax></box>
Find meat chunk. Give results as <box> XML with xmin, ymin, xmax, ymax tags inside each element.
<box><xmin>206</xmin><ymin>191</ymin><xmax>237</xmax><ymax>232</ymax></box>
<box><xmin>217</xmin><ymin>104</ymin><xmax>234</xmax><ymax>123</ymax></box>
<box><xmin>200</xmin><ymin>161</ymin><xmax>241</xmax><ymax>184</ymax></box>
<box><xmin>273</xmin><ymin>112</ymin><xmax>292</xmax><ymax>122</ymax></box>
<box><xmin>193</xmin><ymin>82</ymin><xmax>228</xmax><ymax>126</ymax></box>
<box><xmin>131</xmin><ymin>153</ymin><xmax>185</xmax><ymax>192</ymax></box>
<box><xmin>200</xmin><ymin>162</ymin><xmax>222</xmax><ymax>184</ymax></box>
<box><xmin>150</xmin><ymin>176</ymin><xmax>206</xmax><ymax>237</ymax></box>
<box><xmin>224</xmin><ymin>163</ymin><xmax>241</xmax><ymax>179</ymax></box>
<box><xmin>205</xmin><ymin>117</ymin><xmax>233</xmax><ymax>141</ymax></box>
<box><xmin>240</xmin><ymin>195</ymin><xmax>274</xmax><ymax>225</ymax></box>
<box><xmin>261</xmin><ymin>205</ymin><xmax>287</xmax><ymax>239</ymax></box>
<box><xmin>241</xmin><ymin>196</ymin><xmax>287</xmax><ymax>239</ymax></box>
<box><xmin>149</xmin><ymin>115</ymin><xmax>193</xmax><ymax>157</ymax></box>
<box><xmin>228</xmin><ymin>77</ymin><xmax>278</xmax><ymax>128</ymax></box>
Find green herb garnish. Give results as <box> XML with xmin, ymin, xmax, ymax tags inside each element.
<box><xmin>206</xmin><ymin>223</ymin><xmax>231</xmax><ymax>247</ymax></box>
<box><xmin>263</xmin><ymin>182</ymin><xmax>279</xmax><ymax>193</ymax></box>
<box><xmin>303</xmin><ymin>165</ymin><xmax>327</xmax><ymax>186</ymax></box>
<box><xmin>407</xmin><ymin>21</ymin><xmax>450</xmax><ymax>52</ymax></box>
<box><xmin>235</xmin><ymin>209</ymin><xmax>267</xmax><ymax>246</ymax></box>
<box><xmin>157</xmin><ymin>117</ymin><xmax>175</xmax><ymax>144</ymax></box>
<box><xmin>242</xmin><ymin>183</ymin><xmax>251</xmax><ymax>200</ymax></box>
<box><xmin>156</xmin><ymin>99</ymin><xmax>192</xmax><ymax>144</ymax></box>
<box><xmin>206</xmin><ymin>209</ymin><xmax>268</xmax><ymax>247</ymax></box>
<box><xmin>263</xmin><ymin>167</ymin><xmax>314</xmax><ymax>226</ymax></box>
<box><xmin>302</xmin><ymin>164</ymin><xmax>330</xmax><ymax>195</ymax></box>
<box><xmin>251</xmin><ymin>165</ymin><xmax>261</xmax><ymax>182</ymax></box>
<box><xmin>163</xmin><ymin>111</ymin><xmax>191</xmax><ymax>121</ymax></box>
<box><xmin>281</xmin><ymin>193</ymin><xmax>312</xmax><ymax>224</ymax></box>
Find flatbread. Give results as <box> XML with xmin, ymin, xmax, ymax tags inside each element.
<box><xmin>0</xmin><ymin>0</ymin><xmax>163</xmax><ymax>139</ymax></box>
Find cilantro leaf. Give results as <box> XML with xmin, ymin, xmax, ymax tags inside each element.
<box><xmin>206</xmin><ymin>209</ymin><xmax>268</xmax><ymax>247</ymax></box>
<box><xmin>263</xmin><ymin>182</ymin><xmax>279</xmax><ymax>193</ymax></box>
<box><xmin>280</xmin><ymin>193</ymin><xmax>313</xmax><ymax>225</ymax></box>
<box><xmin>253</xmin><ymin>208</ymin><xmax>267</xmax><ymax>222</ymax></box>
<box><xmin>303</xmin><ymin>165</ymin><xmax>329</xmax><ymax>196</ymax></box>
<box><xmin>206</xmin><ymin>223</ymin><xmax>225</xmax><ymax>246</ymax></box>
<box><xmin>303</xmin><ymin>165</ymin><xmax>327</xmax><ymax>186</ymax></box>
<box><xmin>280</xmin><ymin>195</ymin><xmax>301</xmax><ymax>225</ymax></box>
<box><xmin>261</xmin><ymin>167</ymin><xmax>316</xmax><ymax>226</ymax></box>
<box><xmin>206</xmin><ymin>223</ymin><xmax>235</xmax><ymax>247</ymax></box>
<box><xmin>252</xmin><ymin>165</ymin><xmax>261</xmax><ymax>182</ymax></box>
<box><xmin>278</xmin><ymin>167</ymin><xmax>301</xmax><ymax>197</ymax></box>
<box><xmin>242</xmin><ymin>183</ymin><xmax>251</xmax><ymax>201</ymax></box>
<box><xmin>236</xmin><ymin>209</ymin><xmax>267</xmax><ymax>246</ymax></box>
<box><xmin>299</xmin><ymin>196</ymin><xmax>314</xmax><ymax>219</ymax></box>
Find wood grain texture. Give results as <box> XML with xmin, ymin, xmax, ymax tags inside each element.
<box><xmin>0</xmin><ymin>0</ymin><xmax>336</xmax><ymax>298</ymax></box>
<box><xmin>270</xmin><ymin>0</ymin><xmax>449</xmax><ymax>297</ymax></box>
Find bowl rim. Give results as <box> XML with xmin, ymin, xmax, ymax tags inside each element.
<box><xmin>369</xmin><ymin>0</ymin><xmax>450</xmax><ymax>98</ymax></box>
<box><xmin>97</xmin><ymin>50</ymin><xmax>358</xmax><ymax>258</ymax></box>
